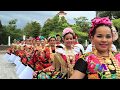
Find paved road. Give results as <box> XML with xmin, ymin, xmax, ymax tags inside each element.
<box><xmin>0</xmin><ymin>54</ymin><xmax>19</xmax><ymax>79</ymax></box>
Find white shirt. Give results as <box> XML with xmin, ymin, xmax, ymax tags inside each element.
<box><xmin>74</xmin><ymin>44</ymin><xmax>85</xmax><ymax>54</ymax></box>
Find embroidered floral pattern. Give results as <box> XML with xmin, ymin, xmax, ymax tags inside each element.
<box><xmin>81</xmin><ymin>51</ymin><xmax>120</xmax><ymax>79</ymax></box>
<box><xmin>87</xmin><ymin>54</ymin><xmax>100</xmax><ymax>73</ymax></box>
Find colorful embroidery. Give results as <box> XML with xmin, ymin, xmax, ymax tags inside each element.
<box><xmin>81</xmin><ymin>51</ymin><xmax>120</xmax><ymax>79</ymax></box>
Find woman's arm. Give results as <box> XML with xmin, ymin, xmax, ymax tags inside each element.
<box><xmin>69</xmin><ymin>58</ymin><xmax>87</xmax><ymax>79</ymax></box>
<box><xmin>69</xmin><ymin>70</ymin><xmax>85</xmax><ymax>79</ymax></box>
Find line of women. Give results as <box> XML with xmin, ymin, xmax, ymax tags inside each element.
<box><xmin>5</xmin><ymin>27</ymin><xmax>84</xmax><ymax>79</ymax></box>
<box><xmin>5</xmin><ymin>16</ymin><xmax>120</xmax><ymax>79</ymax></box>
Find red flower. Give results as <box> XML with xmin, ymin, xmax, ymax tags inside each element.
<box><xmin>21</xmin><ymin>57</ymin><xmax>27</xmax><ymax>64</ymax></box>
<box><xmin>75</xmin><ymin>54</ymin><xmax>80</xmax><ymax>62</ymax></box>
<box><xmin>61</xmin><ymin>54</ymin><xmax>67</xmax><ymax>62</ymax></box>
<box><xmin>87</xmin><ymin>54</ymin><xmax>100</xmax><ymax>73</ymax></box>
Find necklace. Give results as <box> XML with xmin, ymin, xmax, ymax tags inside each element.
<box><xmin>65</xmin><ymin>47</ymin><xmax>75</xmax><ymax>77</ymax></box>
<box><xmin>94</xmin><ymin>50</ymin><xmax>120</xmax><ymax>79</ymax></box>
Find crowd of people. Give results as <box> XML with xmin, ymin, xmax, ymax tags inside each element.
<box><xmin>5</xmin><ymin>16</ymin><xmax>120</xmax><ymax>79</ymax></box>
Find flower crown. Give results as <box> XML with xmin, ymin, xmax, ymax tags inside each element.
<box><xmin>62</xmin><ymin>27</ymin><xmax>74</xmax><ymax>36</ymax></box>
<box><xmin>89</xmin><ymin>17</ymin><xmax>112</xmax><ymax>37</ymax></box>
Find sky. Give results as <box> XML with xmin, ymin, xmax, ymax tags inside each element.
<box><xmin>0</xmin><ymin>11</ymin><xmax>96</xmax><ymax>29</ymax></box>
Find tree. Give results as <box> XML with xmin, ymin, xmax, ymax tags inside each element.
<box><xmin>23</xmin><ymin>21</ymin><xmax>41</xmax><ymax>38</ymax></box>
<box><xmin>41</xmin><ymin>18</ymin><xmax>53</xmax><ymax>38</ymax></box>
<box><xmin>7</xmin><ymin>19</ymin><xmax>22</xmax><ymax>43</ymax></box>
<box><xmin>1</xmin><ymin>19</ymin><xmax>23</xmax><ymax>44</ymax></box>
<box><xmin>31</xmin><ymin>21</ymin><xmax>41</xmax><ymax>38</ymax></box>
<box><xmin>1</xmin><ymin>26</ymin><xmax>8</xmax><ymax>45</ymax></box>
<box><xmin>96</xmin><ymin>11</ymin><xmax>120</xmax><ymax>19</ymax></box>
<box><xmin>0</xmin><ymin>20</ymin><xmax>3</xmax><ymax>45</ymax></box>
<box><xmin>70</xmin><ymin>24</ymin><xmax>88</xmax><ymax>44</ymax></box>
<box><xmin>74</xmin><ymin>16</ymin><xmax>91</xmax><ymax>32</ymax></box>
<box><xmin>41</xmin><ymin>15</ymin><xmax>69</xmax><ymax>38</ymax></box>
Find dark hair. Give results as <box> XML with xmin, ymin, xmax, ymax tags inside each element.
<box><xmin>56</xmin><ymin>34</ymin><xmax>61</xmax><ymax>37</ymax></box>
<box><xmin>48</xmin><ymin>36</ymin><xmax>56</xmax><ymax>42</ymax></box>
<box><xmin>63</xmin><ymin>32</ymin><xmax>75</xmax><ymax>39</ymax></box>
<box><xmin>90</xmin><ymin>24</ymin><xmax>112</xmax><ymax>37</ymax></box>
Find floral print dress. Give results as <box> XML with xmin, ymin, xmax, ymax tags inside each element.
<box><xmin>73</xmin><ymin>50</ymin><xmax>120</xmax><ymax>79</ymax></box>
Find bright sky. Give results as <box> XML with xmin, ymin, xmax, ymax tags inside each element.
<box><xmin>0</xmin><ymin>11</ymin><xmax>96</xmax><ymax>29</ymax></box>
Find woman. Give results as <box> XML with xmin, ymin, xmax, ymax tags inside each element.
<box><xmin>56</xmin><ymin>34</ymin><xmax>62</xmax><ymax>45</ymax></box>
<box><xmin>33</xmin><ymin>27</ymin><xmax>82</xmax><ymax>79</ymax></box>
<box><xmin>70</xmin><ymin>17</ymin><xmax>120</xmax><ymax>79</ymax></box>
<box><xmin>85</xmin><ymin>25</ymin><xmax>118</xmax><ymax>53</ymax></box>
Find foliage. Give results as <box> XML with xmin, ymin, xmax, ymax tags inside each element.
<box><xmin>23</xmin><ymin>21</ymin><xmax>41</xmax><ymax>38</ymax></box>
<box><xmin>74</xmin><ymin>16</ymin><xmax>91</xmax><ymax>32</ymax></box>
<box><xmin>0</xmin><ymin>20</ymin><xmax>3</xmax><ymax>44</ymax></box>
<box><xmin>0</xmin><ymin>19</ymin><xmax>23</xmax><ymax>44</ymax></box>
<box><xmin>112</xmin><ymin>19</ymin><xmax>120</xmax><ymax>49</ymax></box>
<box><xmin>97</xmin><ymin>11</ymin><xmax>120</xmax><ymax>19</ymax></box>
<box><xmin>41</xmin><ymin>15</ymin><xmax>69</xmax><ymax>38</ymax></box>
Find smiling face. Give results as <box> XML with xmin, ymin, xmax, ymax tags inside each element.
<box><xmin>49</xmin><ymin>38</ymin><xmax>56</xmax><ymax>46</ymax></box>
<box><xmin>91</xmin><ymin>25</ymin><xmax>113</xmax><ymax>52</ymax></box>
<box><xmin>63</xmin><ymin>33</ymin><xmax>74</xmax><ymax>47</ymax></box>
<box><xmin>40</xmin><ymin>39</ymin><xmax>45</xmax><ymax>46</ymax></box>
<box><xmin>56</xmin><ymin>35</ymin><xmax>61</xmax><ymax>44</ymax></box>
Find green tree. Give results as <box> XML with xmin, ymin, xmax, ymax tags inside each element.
<box><xmin>42</xmin><ymin>15</ymin><xmax>69</xmax><ymax>38</ymax></box>
<box><xmin>0</xmin><ymin>20</ymin><xmax>3</xmax><ymax>45</ymax></box>
<box><xmin>31</xmin><ymin>21</ymin><xmax>41</xmax><ymax>38</ymax></box>
<box><xmin>23</xmin><ymin>21</ymin><xmax>41</xmax><ymax>38</ymax></box>
<box><xmin>96</xmin><ymin>11</ymin><xmax>120</xmax><ymax>19</ymax></box>
<box><xmin>1</xmin><ymin>26</ymin><xmax>8</xmax><ymax>45</ymax></box>
<box><xmin>41</xmin><ymin>18</ymin><xmax>53</xmax><ymax>38</ymax></box>
<box><xmin>1</xmin><ymin>19</ymin><xmax>22</xmax><ymax>44</ymax></box>
<box><xmin>74</xmin><ymin>16</ymin><xmax>91</xmax><ymax>32</ymax></box>
<box><xmin>70</xmin><ymin>24</ymin><xmax>88</xmax><ymax>44</ymax></box>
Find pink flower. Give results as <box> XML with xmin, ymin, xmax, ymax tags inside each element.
<box><xmin>87</xmin><ymin>54</ymin><xmax>100</xmax><ymax>73</ymax></box>
<box><xmin>89</xmin><ymin>17</ymin><xmax>112</xmax><ymax>37</ymax></box>
<box><xmin>62</xmin><ymin>27</ymin><xmax>74</xmax><ymax>36</ymax></box>
<box><xmin>87</xmin><ymin>54</ymin><xmax>100</xmax><ymax>64</ymax></box>
<box><xmin>115</xmin><ymin>53</ymin><xmax>120</xmax><ymax>66</ymax></box>
<box><xmin>115</xmin><ymin>53</ymin><xmax>120</xmax><ymax>60</ymax></box>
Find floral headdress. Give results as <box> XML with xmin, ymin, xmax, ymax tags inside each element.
<box><xmin>62</xmin><ymin>27</ymin><xmax>74</xmax><ymax>36</ymax></box>
<box><xmin>89</xmin><ymin>17</ymin><xmax>112</xmax><ymax>37</ymax></box>
<box><xmin>39</xmin><ymin>36</ymin><xmax>45</xmax><ymax>40</ymax></box>
<box><xmin>35</xmin><ymin>36</ymin><xmax>40</xmax><ymax>41</ymax></box>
